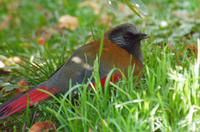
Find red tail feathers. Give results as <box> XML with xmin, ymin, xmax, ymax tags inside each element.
<box><xmin>0</xmin><ymin>86</ymin><xmax>55</xmax><ymax>120</ymax></box>
<box><xmin>0</xmin><ymin>74</ymin><xmax>121</xmax><ymax>120</ymax></box>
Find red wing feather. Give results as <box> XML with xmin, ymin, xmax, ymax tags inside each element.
<box><xmin>90</xmin><ymin>73</ymin><xmax>122</xmax><ymax>87</ymax></box>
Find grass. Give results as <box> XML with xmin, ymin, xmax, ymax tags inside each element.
<box><xmin>0</xmin><ymin>0</ymin><xmax>200</xmax><ymax>131</ymax></box>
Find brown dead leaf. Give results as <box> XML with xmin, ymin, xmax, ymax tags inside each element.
<box><xmin>167</xmin><ymin>44</ymin><xmax>198</xmax><ymax>57</ymax></box>
<box><xmin>37</xmin><ymin>27</ymin><xmax>54</xmax><ymax>45</ymax></box>
<box><xmin>185</xmin><ymin>44</ymin><xmax>198</xmax><ymax>57</ymax></box>
<box><xmin>170</xmin><ymin>44</ymin><xmax>198</xmax><ymax>65</ymax></box>
<box><xmin>177</xmin><ymin>44</ymin><xmax>197</xmax><ymax>58</ymax></box>
<box><xmin>15</xmin><ymin>79</ymin><xmax>29</xmax><ymax>96</ymax></box>
<box><xmin>79</xmin><ymin>1</ymin><xmax>99</xmax><ymax>14</ymax></box>
<box><xmin>7</xmin><ymin>56</ymin><xmax>22</xmax><ymax>65</ymax></box>
<box><xmin>37</xmin><ymin>37</ymin><xmax>46</xmax><ymax>45</ymax></box>
<box><xmin>0</xmin><ymin>16</ymin><xmax>11</xmax><ymax>31</ymax></box>
<box><xmin>17</xmin><ymin>79</ymin><xmax>29</xmax><ymax>88</ymax></box>
<box><xmin>37</xmin><ymin>33</ymin><xmax>50</xmax><ymax>45</ymax></box>
<box><xmin>29</xmin><ymin>121</ymin><xmax>57</xmax><ymax>132</ymax></box>
<box><xmin>178</xmin><ymin>52</ymin><xmax>184</xmax><ymax>57</ymax></box>
<box><xmin>56</xmin><ymin>15</ymin><xmax>78</xmax><ymax>30</ymax></box>
<box><xmin>168</xmin><ymin>44</ymin><xmax>198</xmax><ymax>65</ymax></box>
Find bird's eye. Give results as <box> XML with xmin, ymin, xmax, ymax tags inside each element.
<box><xmin>123</xmin><ymin>32</ymin><xmax>133</xmax><ymax>41</ymax></box>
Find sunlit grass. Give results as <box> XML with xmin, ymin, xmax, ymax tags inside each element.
<box><xmin>20</xmin><ymin>38</ymin><xmax>199</xmax><ymax>131</ymax></box>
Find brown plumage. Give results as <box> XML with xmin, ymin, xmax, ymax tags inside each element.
<box><xmin>0</xmin><ymin>23</ymin><xmax>149</xmax><ymax>120</ymax></box>
<box><xmin>85</xmin><ymin>38</ymin><xmax>143</xmax><ymax>76</ymax></box>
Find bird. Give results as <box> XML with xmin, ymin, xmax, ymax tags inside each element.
<box><xmin>0</xmin><ymin>23</ymin><xmax>149</xmax><ymax>120</ymax></box>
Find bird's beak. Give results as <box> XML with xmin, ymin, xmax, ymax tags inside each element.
<box><xmin>142</xmin><ymin>34</ymin><xmax>150</xmax><ymax>39</ymax></box>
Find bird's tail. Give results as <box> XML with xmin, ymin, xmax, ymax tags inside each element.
<box><xmin>0</xmin><ymin>84</ymin><xmax>56</xmax><ymax>120</ymax></box>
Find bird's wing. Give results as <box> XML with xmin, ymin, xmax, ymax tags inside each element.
<box><xmin>46</xmin><ymin>38</ymin><xmax>142</xmax><ymax>94</ymax></box>
<box><xmin>45</xmin><ymin>42</ymin><xmax>110</xmax><ymax>94</ymax></box>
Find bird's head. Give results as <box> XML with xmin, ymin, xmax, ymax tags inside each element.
<box><xmin>107</xmin><ymin>23</ymin><xmax>149</xmax><ymax>64</ymax></box>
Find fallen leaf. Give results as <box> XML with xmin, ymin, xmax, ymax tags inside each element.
<box><xmin>29</xmin><ymin>121</ymin><xmax>57</xmax><ymax>132</ymax></box>
<box><xmin>15</xmin><ymin>79</ymin><xmax>29</xmax><ymax>96</ymax></box>
<box><xmin>7</xmin><ymin>56</ymin><xmax>22</xmax><ymax>65</ymax></box>
<box><xmin>170</xmin><ymin>44</ymin><xmax>198</xmax><ymax>65</ymax></box>
<box><xmin>37</xmin><ymin>33</ymin><xmax>50</xmax><ymax>45</ymax></box>
<box><xmin>177</xmin><ymin>44</ymin><xmax>197</xmax><ymax>58</ymax></box>
<box><xmin>56</xmin><ymin>15</ymin><xmax>78</xmax><ymax>30</ymax></box>
<box><xmin>17</xmin><ymin>79</ymin><xmax>29</xmax><ymax>87</ymax></box>
<box><xmin>0</xmin><ymin>15</ymin><xmax>11</xmax><ymax>31</ymax></box>
<box><xmin>79</xmin><ymin>1</ymin><xmax>99</xmax><ymax>14</ymax></box>
<box><xmin>167</xmin><ymin>44</ymin><xmax>198</xmax><ymax>57</ymax></box>
<box><xmin>37</xmin><ymin>27</ymin><xmax>54</xmax><ymax>45</ymax></box>
<box><xmin>37</xmin><ymin>37</ymin><xmax>46</xmax><ymax>45</ymax></box>
<box><xmin>185</xmin><ymin>44</ymin><xmax>198</xmax><ymax>57</ymax></box>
